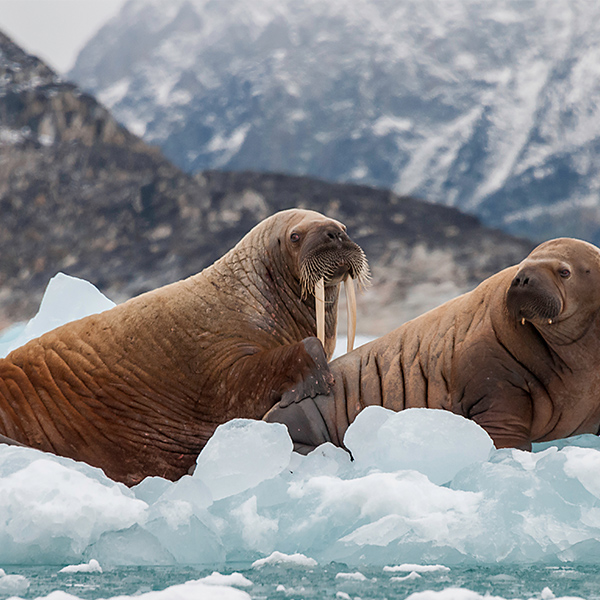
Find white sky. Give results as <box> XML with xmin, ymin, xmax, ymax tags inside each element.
<box><xmin>0</xmin><ymin>0</ymin><xmax>128</xmax><ymax>73</ymax></box>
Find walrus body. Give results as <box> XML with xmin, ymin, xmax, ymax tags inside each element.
<box><xmin>266</xmin><ymin>238</ymin><xmax>600</xmax><ymax>453</ymax></box>
<box><xmin>0</xmin><ymin>209</ymin><xmax>368</xmax><ymax>485</ymax></box>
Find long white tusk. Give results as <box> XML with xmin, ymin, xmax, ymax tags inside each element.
<box><xmin>315</xmin><ymin>277</ymin><xmax>326</xmax><ymax>347</ymax></box>
<box><xmin>345</xmin><ymin>277</ymin><xmax>357</xmax><ymax>353</ymax></box>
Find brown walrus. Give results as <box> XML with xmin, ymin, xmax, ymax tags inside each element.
<box><xmin>0</xmin><ymin>209</ymin><xmax>369</xmax><ymax>485</ymax></box>
<box><xmin>265</xmin><ymin>238</ymin><xmax>600</xmax><ymax>453</ymax></box>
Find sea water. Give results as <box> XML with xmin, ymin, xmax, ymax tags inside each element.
<box><xmin>2</xmin><ymin>274</ymin><xmax>600</xmax><ymax>600</ymax></box>
<box><xmin>3</xmin><ymin>563</ymin><xmax>600</xmax><ymax>600</ymax></box>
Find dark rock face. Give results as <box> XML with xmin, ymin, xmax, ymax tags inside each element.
<box><xmin>0</xmin><ymin>31</ymin><xmax>532</xmax><ymax>335</ymax></box>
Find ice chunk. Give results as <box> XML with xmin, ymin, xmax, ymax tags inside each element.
<box><xmin>405</xmin><ymin>590</ymin><xmax>506</xmax><ymax>600</ymax></box>
<box><xmin>83</xmin><ymin>524</ymin><xmax>175</xmax><ymax>567</ymax></box>
<box><xmin>132</xmin><ymin>476</ymin><xmax>174</xmax><ymax>505</ymax></box>
<box><xmin>384</xmin><ymin>564</ymin><xmax>451</xmax><ymax>573</ymax></box>
<box><xmin>288</xmin><ymin>443</ymin><xmax>352</xmax><ymax>480</ymax></box>
<box><xmin>344</xmin><ymin>406</ymin><xmax>494</xmax><ymax>484</ymax></box>
<box><xmin>286</xmin><ymin>469</ymin><xmax>481</xmax><ymax>564</ymax></box>
<box><xmin>144</xmin><ymin>499</ymin><xmax>224</xmax><ymax>565</ymax></box>
<box><xmin>0</xmin><ymin>272</ymin><xmax>115</xmax><ymax>357</ymax></box>
<box><xmin>335</xmin><ymin>571</ymin><xmax>367</xmax><ymax>581</ymax></box>
<box><xmin>0</xmin><ymin>446</ymin><xmax>147</xmax><ymax>564</ymax></box>
<box><xmin>193</xmin><ymin>420</ymin><xmax>293</xmax><ymax>501</ymax></box>
<box><xmin>391</xmin><ymin>572</ymin><xmax>422</xmax><ymax>582</ymax></box>
<box><xmin>199</xmin><ymin>572</ymin><xmax>253</xmax><ymax>587</ymax></box>
<box><xmin>251</xmin><ymin>551</ymin><xmax>318</xmax><ymax>568</ymax></box>
<box><xmin>59</xmin><ymin>559</ymin><xmax>103</xmax><ymax>573</ymax></box>
<box><xmin>155</xmin><ymin>475</ymin><xmax>212</xmax><ymax>510</ymax></box>
<box><xmin>562</xmin><ymin>446</ymin><xmax>600</xmax><ymax>498</ymax></box>
<box><xmin>23</xmin><ymin>579</ymin><xmax>252</xmax><ymax>599</ymax></box>
<box><xmin>0</xmin><ymin>568</ymin><xmax>30</xmax><ymax>596</ymax></box>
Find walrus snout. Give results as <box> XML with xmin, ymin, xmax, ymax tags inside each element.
<box><xmin>507</xmin><ymin>267</ymin><xmax>563</xmax><ymax>324</ymax></box>
<box><xmin>322</xmin><ymin>225</ymin><xmax>351</xmax><ymax>246</ymax></box>
<box><xmin>298</xmin><ymin>224</ymin><xmax>369</xmax><ymax>354</ymax></box>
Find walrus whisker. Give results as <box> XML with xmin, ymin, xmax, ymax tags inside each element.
<box><xmin>315</xmin><ymin>277</ymin><xmax>326</xmax><ymax>347</ymax></box>
<box><xmin>345</xmin><ymin>277</ymin><xmax>357</xmax><ymax>353</ymax></box>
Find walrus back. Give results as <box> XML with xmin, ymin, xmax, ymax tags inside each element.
<box><xmin>0</xmin><ymin>284</ymin><xmax>219</xmax><ymax>483</ymax></box>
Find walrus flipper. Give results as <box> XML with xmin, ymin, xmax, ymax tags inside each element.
<box><xmin>277</xmin><ymin>337</ymin><xmax>334</xmax><ymax>407</ymax></box>
<box><xmin>0</xmin><ymin>432</ymin><xmax>27</xmax><ymax>447</ymax></box>
<box><xmin>264</xmin><ymin>392</ymin><xmax>336</xmax><ymax>454</ymax></box>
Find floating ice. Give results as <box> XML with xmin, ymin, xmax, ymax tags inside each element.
<box><xmin>0</xmin><ymin>568</ymin><xmax>29</xmax><ymax>596</ymax></box>
<box><xmin>12</xmin><ymin>579</ymin><xmax>252</xmax><ymax>600</ymax></box>
<box><xmin>405</xmin><ymin>590</ymin><xmax>585</xmax><ymax>600</ymax></box>
<box><xmin>391</xmin><ymin>572</ymin><xmax>422</xmax><ymax>582</ymax></box>
<box><xmin>251</xmin><ymin>551</ymin><xmax>318</xmax><ymax>569</ymax></box>
<box><xmin>345</xmin><ymin>406</ymin><xmax>494</xmax><ymax>484</ymax></box>
<box><xmin>384</xmin><ymin>564</ymin><xmax>451</xmax><ymax>573</ymax></box>
<box><xmin>193</xmin><ymin>419</ymin><xmax>293</xmax><ymax>501</ymax></box>
<box><xmin>335</xmin><ymin>571</ymin><xmax>368</xmax><ymax>581</ymax></box>
<box><xmin>2</xmin><ymin>273</ymin><xmax>600</xmax><ymax>571</ymax></box>
<box><xmin>59</xmin><ymin>559</ymin><xmax>103</xmax><ymax>573</ymax></box>
<box><xmin>0</xmin><ymin>273</ymin><xmax>115</xmax><ymax>357</ymax></box>
<box><xmin>0</xmin><ymin>446</ymin><xmax>147</xmax><ymax>564</ymax></box>
<box><xmin>199</xmin><ymin>572</ymin><xmax>253</xmax><ymax>587</ymax></box>
<box><xmin>405</xmin><ymin>591</ymin><xmax>507</xmax><ymax>600</ymax></box>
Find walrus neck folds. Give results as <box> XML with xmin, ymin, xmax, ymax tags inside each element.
<box><xmin>211</xmin><ymin>231</ymin><xmax>341</xmax><ymax>360</ymax></box>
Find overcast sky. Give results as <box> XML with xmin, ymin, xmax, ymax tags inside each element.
<box><xmin>0</xmin><ymin>0</ymin><xmax>128</xmax><ymax>73</ymax></box>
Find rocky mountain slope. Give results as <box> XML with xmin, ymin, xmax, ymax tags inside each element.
<box><xmin>0</xmin><ymin>30</ymin><xmax>533</xmax><ymax>336</ymax></box>
<box><xmin>69</xmin><ymin>0</ymin><xmax>600</xmax><ymax>244</ymax></box>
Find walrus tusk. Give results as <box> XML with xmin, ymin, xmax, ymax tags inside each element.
<box><xmin>315</xmin><ymin>277</ymin><xmax>326</xmax><ymax>347</ymax></box>
<box><xmin>345</xmin><ymin>277</ymin><xmax>357</xmax><ymax>353</ymax></box>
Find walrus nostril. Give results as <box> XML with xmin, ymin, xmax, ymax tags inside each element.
<box><xmin>512</xmin><ymin>274</ymin><xmax>531</xmax><ymax>287</ymax></box>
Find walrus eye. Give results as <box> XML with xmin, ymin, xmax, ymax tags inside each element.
<box><xmin>559</xmin><ymin>268</ymin><xmax>571</xmax><ymax>278</ymax></box>
<box><xmin>290</xmin><ymin>232</ymin><xmax>300</xmax><ymax>243</ymax></box>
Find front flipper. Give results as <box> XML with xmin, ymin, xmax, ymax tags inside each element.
<box><xmin>264</xmin><ymin>392</ymin><xmax>336</xmax><ymax>454</ymax></box>
<box><xmin>227</xmin><ymin>336</ymin><xmax>334</xmax><ymax>419</ymax></box>
<box><xmin>277</xmin><ymin>337</ymin><xmax>333</xmax><ymax>407</ymax></box>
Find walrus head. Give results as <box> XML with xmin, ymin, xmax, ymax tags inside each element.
<box><xmin>506</xmin><ymin>238</ymin><xmax>600</xmax><ymax>340</ymax></box>
<box><xmin>282</xmin><ymin>210</ymin><xmax>370</xmax><ymax>352</ymax></box>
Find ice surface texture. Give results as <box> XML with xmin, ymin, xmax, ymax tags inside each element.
<box><xmin>2</xmin><ymin>274</ymin><xmax>600</xmax><ymax>567</ymax></box>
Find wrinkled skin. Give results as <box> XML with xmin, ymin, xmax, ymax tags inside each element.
<box><xmin>266</xmin><ymin>238</ymin><xmax>600</xmax><ymax>453</ymax></box>
<box><xmin>0</xmin><ymin>209</ymin><xmax>368</xmax><ymax>485</ymax></box>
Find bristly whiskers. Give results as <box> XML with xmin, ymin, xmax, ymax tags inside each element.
<box><xmin>299</xmin><ymin>245</ymin><xmax>370</xmax><ymax>300</ymax></box>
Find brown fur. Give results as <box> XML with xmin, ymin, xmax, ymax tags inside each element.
<box><xmin>266</xmin><ymin>238</ymin><xmax>600</xmax><ymax>452</ymax></box>
<box><xmin>0</xmin><ymin>209</ymin><xmax>365</xmax><ymax>485</ymax></box>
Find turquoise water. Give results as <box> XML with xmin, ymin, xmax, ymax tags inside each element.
<box><xmin>4</xmin><ymin>564</ymin><xmax>600</xmax><ymax>600</ymax></box>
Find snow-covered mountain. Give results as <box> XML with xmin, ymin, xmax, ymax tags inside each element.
<box><xmin>69</xmin><ymin>0</ymin><xmax>600</xmax><ymax>243</ymax></box>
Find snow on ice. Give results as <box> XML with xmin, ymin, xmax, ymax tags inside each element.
<box><xmin>59</xmin><ymin>559</ymin><xmax>103</xmax><ymax>574</ymax></box>
<box><xmin>2</xmin><ymin>274</ymin><xmax>600</xmax><ymax>569</ymax></box>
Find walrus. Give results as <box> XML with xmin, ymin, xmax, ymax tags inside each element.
<box><xmin>265</xmin><ymin>238</ymin><xmax>600</xmax><ymax>453</ymax></box>
<box><xmin>0</xmin><ymin>209</ymin><xmax>369</xmax><ymax>485</ymax></box>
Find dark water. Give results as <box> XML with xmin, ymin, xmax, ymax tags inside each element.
<box><xmin>5</xmin><ymin>564</ymin><xmax>600</xmax><ymax>600</ymax></box>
